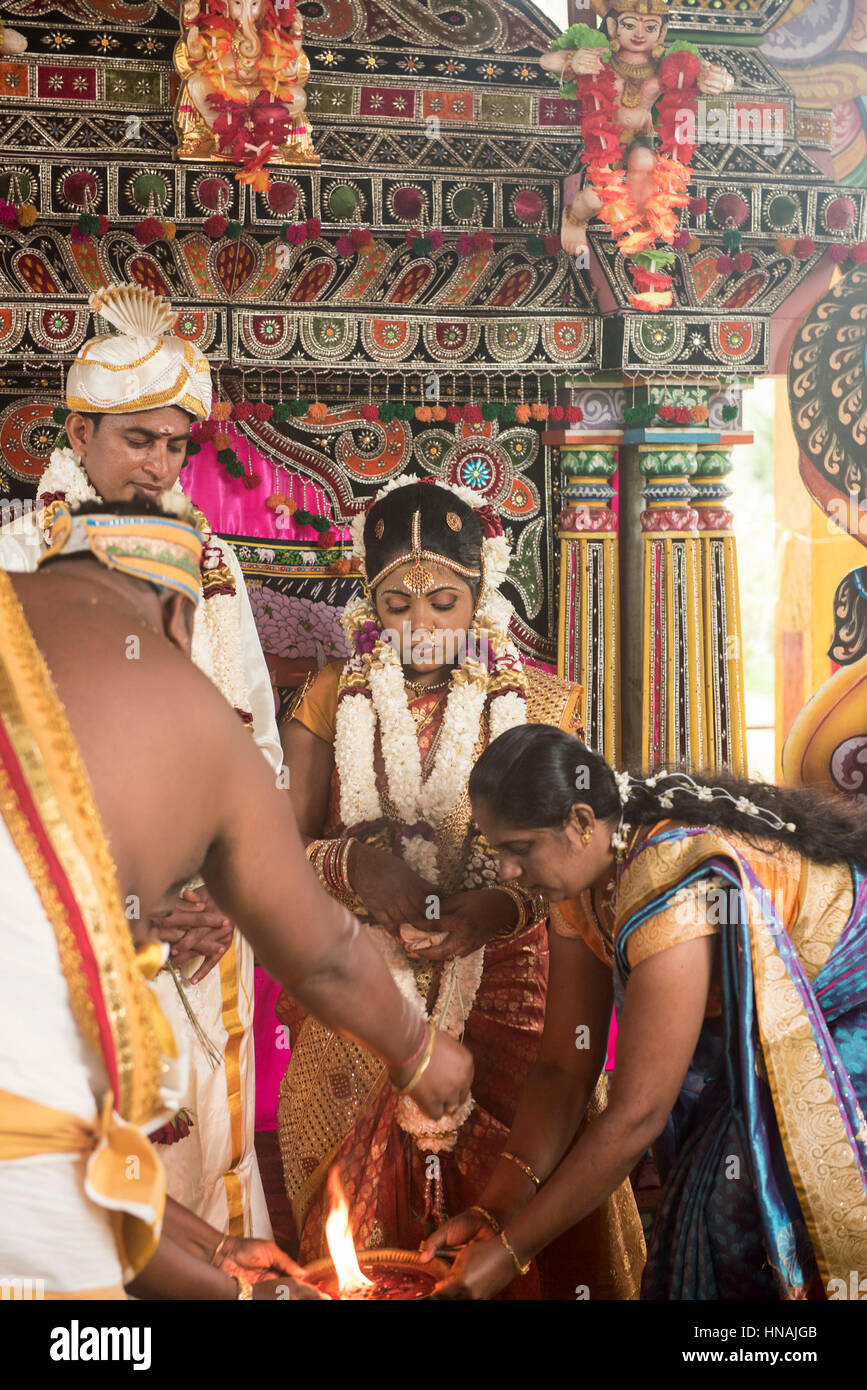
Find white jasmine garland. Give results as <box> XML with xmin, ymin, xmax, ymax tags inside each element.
<box><xmin>335</xmin><ymin>693</ymin><xmax>382</xmax><ymax>826</ymax></box>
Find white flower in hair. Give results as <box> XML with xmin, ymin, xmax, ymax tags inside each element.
<box><xmin>695</xmin><ymin>785</ymin><xmax>713</xmax><ymax>801</ymax></box>
<box><xmin>735</xmin><ymin>797</ymin><xmax>756</xmax><ymax>814</ymax></box>
<box><xmin>659</xmin><ymin>792</ymin><xmax>674</xmax><ymax>810</ymax></box>
<box><xmin>613</xmin><ymin>770</ymin><xmax>631</xmax><ymax>806</ymax></box>
<box><xmin>610</xmin><ymin>822</ymin><xmax>631</xmax><ymax>852</ymax></box>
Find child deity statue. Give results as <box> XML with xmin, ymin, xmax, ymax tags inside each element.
<box><xmin>541</xmin><ymin>0</ymin><xmax>734</xmax><ymax>258</ymax></box>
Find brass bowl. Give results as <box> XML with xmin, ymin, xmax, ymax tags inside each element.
<box><xmin>304</xmin><ymin>1247</ymin><xmax>450</xmax><ymax>1300</ymax></box>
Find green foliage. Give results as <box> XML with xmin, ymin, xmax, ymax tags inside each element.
<box><xmin>551</xmin><ymin>23</ymin><xmax>610</xmax><ymax>52</ymax></box>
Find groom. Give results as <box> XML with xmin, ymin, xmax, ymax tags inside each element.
<box><xmin>0</xmin><ymin>283</ymin><xmax>281</xmax><ymax>1239</ymax></box>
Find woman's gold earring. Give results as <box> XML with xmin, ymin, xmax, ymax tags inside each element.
<box><xmin>580</xmin><ymin>828</ymin><xmax>593</xmax><ymax>847</ymax></box>
<box><xmin>652</xmin><ymin>42</ymin><xmax>664</xmax><ymax>58</ymax></box>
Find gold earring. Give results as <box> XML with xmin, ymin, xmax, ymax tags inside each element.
<box><xmin>580</xmin><ymin>828</ymin><xmax>593</xmax><ymax>847</ymax></box>
<box><xmin>652</xmin><ymin>41</ymin><xmax>664</xmax><ymax>57</ymax></box>
<box><xmin>610</xmin><ymin>37</ymin><xmax>621</xmax><ymax>52</ymax></box>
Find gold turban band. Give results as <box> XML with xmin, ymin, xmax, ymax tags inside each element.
<box><xmin>38</xmin><ymin>502</ymin><xmax>204</xmax><ymax>606</ymax></box>
<box><xmin>66</xmin><ymin>283</ymin><xmax>213</xmax><ymax>421</ymax></box>
<box><xmin>590</xmin><ymin>0</ymin><xmax>669</xmax><ymax>15</ymax></box>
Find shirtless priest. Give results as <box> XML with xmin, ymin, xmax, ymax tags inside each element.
<box><xmin>0</xmin><ymin>284</ymin><xmax>279</xmax><ymax>1238</ymax></box>
<box><xmin>0</xmin><ymin>498</ymin><xmax>470</xmax><ymax>1298</ymax></box>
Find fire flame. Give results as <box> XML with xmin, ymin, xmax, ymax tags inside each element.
<box><xmin>324</xmin><ymin>1168</ymin><xmax>375</xmax><ymax>1298</ymax></box>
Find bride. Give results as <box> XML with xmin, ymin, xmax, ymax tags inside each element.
<box><xmin>276</xmin><ymin>475</ymin><xmax>645</xmax><ymax>1297</ymax></box>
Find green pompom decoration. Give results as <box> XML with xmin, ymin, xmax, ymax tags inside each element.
<box><xmin>273</xmin><ymin>403</ymin><xmax>293</xmax><ymax>422</ymax></box>
<box><xmin>217</xmin><ymin>448</ymin><xmax>237</xmax><ymax>466</ymax></box>
<box><xmin>624</xmin><ymin>404</ymin><xmax>655</xmax><ymax>428</ymax></box>
<box><xmin>52</xmin><ymin>406</ymin><xmax>70</xmax><ymax>426</ymax></box>
<box><xmin>328</xmin><ymin>185</ymin><xmax>360</xmax><ymax>219</ymax></box>
<box><xmin>394</xmin><ymin>403</ymin><xmax>413</xmax><ymax>420</ymax></box>
<box><xmin>550</xmin><ymin>23</ymin><xmax>610</xmax><ymax>53</ymax></box>
<box><xmin>185</xmin><ymin>440</ymin><xmax>201</xmax><ymax>456</ymax></box>
<box><xmin>722</xmin><ymin>228</ymin><xmax>742</xmax><ymax>253</ymax></box>
<box><xmin>412</xmin><ymin>236</ymin><xmax>433</xmax><ymax>257</ymax></box>
<box><xmin>55</xmin><ymin>431</ymin><xmax>69</xmax><ymax>451</ymax></box>
<box><xmin>526</xmin><ymin>235</ymin><xmax>545</xmax><ymax>258</ymax></box>
<box><xmin>226</xmin><ymin>461</ymin><xmax>245</xmax><ymax>478</ymax></box>
<box><xmin>293</xmin><ymin>509</ymin><xmax>312</xmax><ymax>526</ymax></box>
<box><xmin>310</xmin><ymin>515</ymin><xmax>331</xmax><ymax>533</ymax></box>
<box><xmin>500</xmin><ymin>402</ymin><xmax>516</xmax><ymax>423</ymax></box>
<box><xmin>378</xmin><ymin>403</ymin><xmax>397</xmax><ymax>423</ymax></box>
<box><xmin>289</xmin><ymin>399</ymin><xmax>308</xmax><ymax>417</ymax></box>
<box><xmin>77</xmin><ymin>213</ymin><xmax>100</xmax><ymax>235</ymax></box>
<box><xmin>482</xmin><ymin>403</ymin><xmax>500</xmax><ymax>422</ymax></box>
<box><xmin>721</xmin><ymin>404</ymin><xmax>739</xmax><ymax>422</ymax></box>
<box><xmin>225</xmin><ymin>220</ymin><xmax>243</xmax><ymax>241</ymax></box>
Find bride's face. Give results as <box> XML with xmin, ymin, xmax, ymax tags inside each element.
<box><xmin>373</xmin><ymin>560</ymin><xmax>477</xmax><ymax>673</ymax></box>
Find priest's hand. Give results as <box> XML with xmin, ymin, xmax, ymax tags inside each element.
<box><xmin>401</xmin><ymin>1030</ymin><xmax>474</xmax><ymax>1121</ymax></box>
<box><xmin>402</xmin><ymin>888</ymin><xmax>516</xmax><ymax>959</ymax></box>
<box><xmin>420</xmin><ymin>1207</ymin><xmax>494</xmax><ymax>1258</ymax></box>
<box><xmin>430</xmin><ymin>1231</ymin><xmax>516</xmax><ymax>1301</ymax></box>
<box><xmin>218</xmin><ymin>1235</ymin><xmax>308</xmax><ymax>1285</ymax></box>
<box><xmin>349</xmin><ymin>842</ymin><xmax>436</xmax><ymax>933</ymax></box>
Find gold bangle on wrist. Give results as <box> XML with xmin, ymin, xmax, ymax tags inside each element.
<box><xmin>210</xmin><ymin>1232</ymin><xmax>229</xmax><ymax>1266</ymax></box>
<box><xmin>469</xmin><ymin>1204</ymin><xmax>501</xmax><ymax>1235</ymax></box>
<box><xmin>499</xmin><ymin>1228</ymin><xmax>531</xmax><ymax>1277</ymax></box>
<box><xmin>392</xmin><ymin>1023</ymin><xmax>435</xmax><ymax>1094</ymax></box>
<box><xmin>501</xmin><ymin>1150</ymin><xmax>541</xmax><ymax>1189</ymax></box>
<box><xmin>234</xmin><ymin>1275</ymin><xmax>253</xmax><ymax>1300</ymax></box>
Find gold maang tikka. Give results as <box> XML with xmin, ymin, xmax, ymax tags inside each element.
<box><xmin>369</xmin><ymin>509</ymin><xmax>482</xmax><ymax>597</ymax></box>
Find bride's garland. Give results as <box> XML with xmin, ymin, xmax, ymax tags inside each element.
<box><xmin>553</xmin><ymin>24</ymin><xmax>701</xmax><ymax>312</ymax></box>
<box><xmin>335</xmin><ymin>475</ymin><xmax>527</xmax><ymax>1151</ymax></box>
<box><xmin>36</xmin><ymin>448</ymin><xmax>253</xmax><ymax>719</ymax></box>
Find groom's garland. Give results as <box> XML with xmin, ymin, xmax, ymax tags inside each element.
<box><xmin>552</xmin><ymin>23</ymin><xmax>701</xmax><ymax>312</ymax></box>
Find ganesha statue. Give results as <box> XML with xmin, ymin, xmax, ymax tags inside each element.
<box><xmin>541</xmin><ymin>0</ymin><xmax>734</xmax><ymax>272</ymax></box>
<box><xmin>174</xmin><ymin>0</ymin><xmax>317</xmax><ymax>187</ymax></box>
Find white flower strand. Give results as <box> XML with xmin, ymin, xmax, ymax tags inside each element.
<box><xmin>611</xmin><ymin>767</ymin><xmax>797</xmax><ymax>840</ymax></box>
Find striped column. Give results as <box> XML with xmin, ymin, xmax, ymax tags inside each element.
<box><xmin>694</xmin><ymin>445</ymin><xmax>747</xmax><ymax>773</ymax></box>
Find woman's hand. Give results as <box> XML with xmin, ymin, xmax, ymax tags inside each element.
<box><xmin>349</xmin><ymin>842</ymin><xmax>435</xmax><ymax>932</ymax></box>
<box><xmin>420</xmin><ymin>1207</ymin><xmax>493</xmax><ymax>1259</ymax></box>
<box><xmin>431</xmin><ymin>1233</ymin><xmax>516</xmax><ymax>1301</ymax></box>
<box><xmin>403</xmin><ymin>888</ymin><xmax>517</xmax><ymax>960</ymax></box>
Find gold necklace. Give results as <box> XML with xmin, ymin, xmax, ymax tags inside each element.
<box><xmin>404</xmin><ymin>674</ymin><xmax>451</xmax><ymax>698</ymax></box>
<box><xmin>610</xmin><ymin>53</ymin><xmax>654</xmax><ymax>109</ymax></box>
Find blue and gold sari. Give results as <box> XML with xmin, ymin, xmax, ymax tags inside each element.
<box><xmin>613</xmin><ymin>821</ymin><xmax>867</xmax><ymax>1300</ymax></box>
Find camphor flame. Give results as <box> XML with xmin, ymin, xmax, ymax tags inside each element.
<box><xmin>324</xmin><ymin>1167</ymin><xmax>374</xmax><ymax>1297</ymax></box>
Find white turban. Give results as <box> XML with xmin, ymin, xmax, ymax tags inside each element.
<box><xmin>66</xmin><ymin>284</ymin><xmax>212</xmax><ymax>421</ymax></box>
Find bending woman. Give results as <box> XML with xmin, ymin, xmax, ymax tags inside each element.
<box><xmin>424</xmin><ymin>725</ymin><xmax>867</xmax><ymax>1300</ymax></box>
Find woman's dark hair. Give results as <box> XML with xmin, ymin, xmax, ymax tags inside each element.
<box><xmin>469</xmin><ymin>725</ymin><xmax>867</xmax><ymax>872</ymax></box>
<box><xmin>364</xmin><ymin>481</ymin><xmax>483</xmax><ymax>601</ymax></box>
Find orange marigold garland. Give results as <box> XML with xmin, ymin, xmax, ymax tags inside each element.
<box><xmin>567</xmin><ymin>39</ymin><xmax>701</xmax><ymax>312</ymax></box>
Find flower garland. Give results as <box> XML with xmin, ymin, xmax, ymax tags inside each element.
<box><xmin>36</xmin><ymin>447</ymin><xmax>252</xmax><ymax>719</ymax></box>
<box><xmin>553</xmin><ymin>25</ymin><xmax>701</xmax><ymax>312</ymax></box>
<box><xmin>334</xmin><ymin>474</ymin><xmax>528</xmax><ymax>1150</ymax></box>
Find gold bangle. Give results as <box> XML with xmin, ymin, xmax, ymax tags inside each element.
<box><xmin>234</xmin><ymin>1275</ymin><xmax>254</xmax><ymax>1300</ymax></box>
<box><xmin>469</xmin><ymin>1204</ymin><xmax>501</xmax><ymax>1235</ymax></box>
<box><xmin>392</xmin><ymin>1023</ymin><xmax>436</xmax><ymax>1094</ymax></box>
<box><xmin>210</xmin><ymin>1232</ymin><xmax>229</xmax><ymax>1266</ymax></box>
<box><xmin>501</xmin><ymin>1150</ymin><xmax>541</xmax><ymax>1189</ymax></box>
<box><xmin>499</xmin><ymin>1228</ymin><xmax>531</xmax><ymax>1278</ymax></box>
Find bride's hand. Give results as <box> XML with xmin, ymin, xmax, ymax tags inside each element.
<box><xmin>349</xmin><ymin>842</ymin><xmax>435</xmax><ymax>933</ymax></box>
<box><xmin>403</xmin><ymin>889</ymin><xmax>517</xmax><ymax>960</ymax></box>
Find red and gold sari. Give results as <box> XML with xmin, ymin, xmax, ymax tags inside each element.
<box><xmin>276</xmin><ymin>658</ymin><xmax>645</xmax><ymax>1298</ymax></box>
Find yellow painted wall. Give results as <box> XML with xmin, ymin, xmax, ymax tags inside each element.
<box><xmin>774</xmin><ymin>377</ymin><xmax>866</xmax><ymax>777</ymax></box>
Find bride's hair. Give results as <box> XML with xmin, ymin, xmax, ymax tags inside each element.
<box><xmin>363</xmin><ymin>480</ymin><xmax>483</xmax><ymax>600</ymax></box>
<box><xmin>469</xmin><ymin>725</ymin><xmax>867</xmax><ymax>872</ymax></box>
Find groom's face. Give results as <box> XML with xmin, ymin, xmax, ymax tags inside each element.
<box><xmin>65</xmin><ymin>405</ymin><xmax>193</xmax><ymax>502</ymax></box>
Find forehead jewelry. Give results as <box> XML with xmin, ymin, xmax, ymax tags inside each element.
<box><xmin>370</xmin><ymin>508</ymin><xmax>482</xmax><ymax>596</ymax></box>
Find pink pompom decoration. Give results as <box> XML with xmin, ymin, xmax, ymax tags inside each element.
<box><xmin>462</xmin><ymin>404</ymin><xmax>483</xmax><ymax>424</ymax></box>
<box><xmin>473</xmin><ymin>230</ymin><xmax>494</xmax><ymax>253</ymax></box>
<box><xmin>285</xmin><ymin>223</ymin><xmax>307</xmax><ymax>246</ymax></box>
<box><xmin>543</xmin><ymin>234</ymin><xmax>561</xmax><ymax>256</ymax></box>
<box><xmin>361</xmin><ymin>405</ymin><xmax>379</xmax><ymax>421</ymax></box>
<box><xmin>305</xmin><ymin>217</ymin><xmax>322</xmax><ymax>239</ymax></box>
<box><xmin>715</xmin><ymin>254</ymin><xmax>733</xmax><ymax>274</ymax></box>
<box><xmin>251</xmin><ymin>402</ymin><xmax>273</xmax><ymax>422</ymax></box>
<box><xmin>794</xmin><ymin>236</ymin><xmax>815</xmax><ymax>260</ymax></box>
<box><xmin>565</xmin><ymin>405</ymin><xmax>583</xmax><ymax>424</ymax></box>
<box><xmin>134</xmin><ymin>216</ymin><xmax>163</xmax><ymax>246</ymax></box>
<box><xmin>335</xmin><ymin>235</ymin><xmax>355</xmax><ymax>257</ymax></box>
<box><xmin>826</xmin><ymin>196</ymin><xmax>855</xmax><ymax>232</ymax></box>
<box><xmin>429</xmin><ymin>228</ymin><xmax>444</xmax><ymax>250</ymax></box>
<box><xmin>673</xmin><ymin>230</ymin><xmax>690</xmax><ymax>249</ymax></box>
<box><xmin>351</xmin><ymin>226</ymin><xmax>371</xmax><ymax>248</ymax></box>
<box><xmin>851</xmin><ymin>242</ymin><xmax>867</xmax><ymax>265</ymax></box>
<box><xmin>549</xmin><ymin>405</ymin><xmax>565</xmax><ymax>422</ymax></box>
<box><xmin>456</xmin><ymin>232</ymin><xmax>476</xmax><ymax>256</ymax></box>
<box><xmin>828</xmin><ymin>244</ymin><xmax>850</xmax><ymax>264</ymax></box>
<box><xmin>733</xmin><ymin>251</ymin><xmax>753</xmax><ymax>272</ymax></box>
<box><xmin>70</xmin><ymin>224</ymin><xmax>90</xmax><ymax>245</ymax></box>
